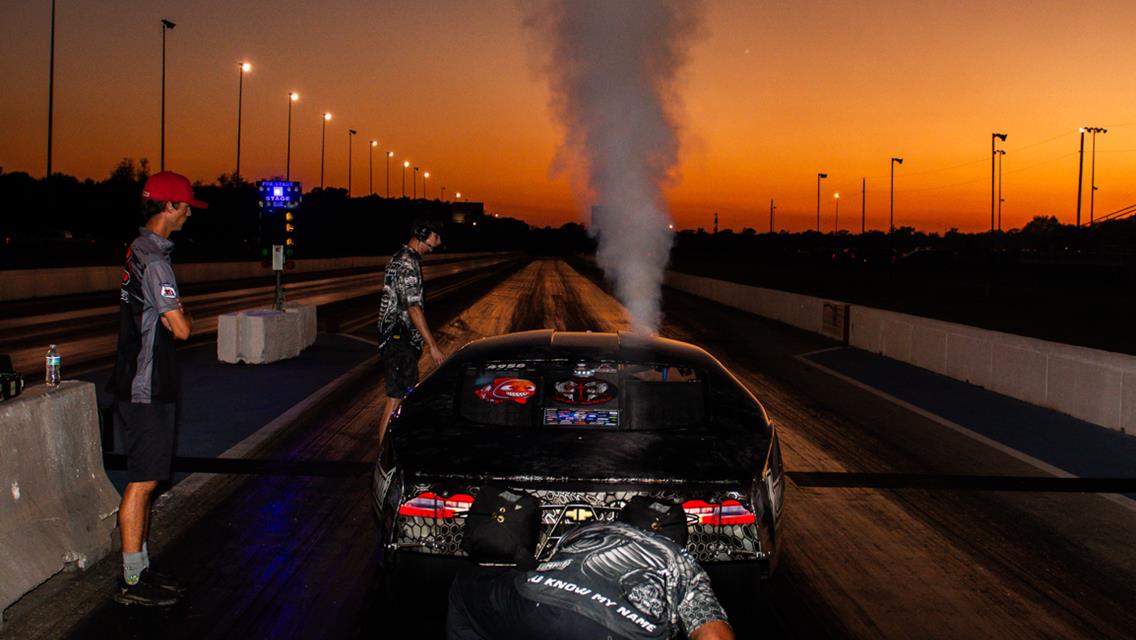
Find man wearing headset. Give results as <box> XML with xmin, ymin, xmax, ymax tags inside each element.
<box><xmin>377</xmin><ymin>221</ymin><xmax>445</xmax><ymax>442</ymax></box>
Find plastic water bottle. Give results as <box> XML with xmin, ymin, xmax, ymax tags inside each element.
<box><xmin>45</xmin><ymin>344</ymin><xmax>61</xmax><ymax>386</ymax></box>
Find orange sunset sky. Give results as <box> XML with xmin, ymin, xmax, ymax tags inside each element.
<box><xmin>2</xmin><ymin>1</ymin><xmax>1134</xmax><ymax>232</ymax></box>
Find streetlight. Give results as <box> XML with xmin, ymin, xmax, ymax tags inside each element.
<box><xmin>347</xmin><ymin>129</ymin><xmax>357</xmax><ymax>195</ymax></box>
<box><xmin>423</xmin><ymin>171</ymin><xmax>430</xmax><ymax>199</ymax></box>
<box><xmin>991</xmin><ymin>132</ymin><xmax>1007</xmax><ymax>233</ymax></box>
<box><xmin>1085</xmin><ymin>126</ymin><xmax>1107</xmax><ymax>224</ymax></box>
<box><xmin>833</xmin><ymin>193</ymin><xmax>840</xmax><ymax>233</ymax></box>
<box><xmin>369</xmin><ymin>140</ymin><xmax>377</xmax><ymax>195</ymax></box>
<box><xmin>995</xmin><ymin>149</ymin><xmax>1006</xmax><ymax>231</ymax></box>
<box><xmin>402</xmin><ymin>160</ymin><xmax>410</xmax><ymax>197</ymax></box>
<box><xmin>769</xmin><ymin>199</ymin><xmax>775</xmax><ymax>233</ymax></box>
<box><xmin>413</xmin><ymin>166</ymin><xmax>419</xmax><ymax>199</ymax></box>
<box><xmin>47</xmin><ymin>0</ymin><xmax>56</xmax><ymax>178</ymax></box>
<box><xmin>816</xmin><ymin>173</ymin><xmax>828</xmax><ymax>232</ymax></box>
<box><xmin>160</xmin><ymin>19</ymin><xmax>176</xmax><ymax>171</ymax></box>
<box><xmin>441</xmin><ymin>186</ymin><xmax>446</xmax><ymax>201</ymax></box>
<box><xmin>386</xmin><ymin>151</ymin><xmax>394</xmax><ymax>198</ymax></box>
<box><xmin>235</xmin><ymin>62</ymin><xmax>251</xmax><ymax>183</ymax></box>
<box><xmin>320</xmin><ymin>112</ymin><xmax>332</xmax><ymax>189</ymax></box>
<box><xmin>890</xmin><ymin>157</ymin><xmax>903</xmax><ymax>232</ymax></box>
<box><xmin>455</xmin><ymin>192</ymin><xmax>462</xmax><ymax>199</ymax></box>
<box><xmin>286</xmin><ymin>92</ymin><xmax>298</xmax><ymax>179</ymax></box>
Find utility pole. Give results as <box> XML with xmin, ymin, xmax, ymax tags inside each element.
<box><xmin>1075</xmin><ymin>128</ymin><xmax>1085</xmax><ymax>226</ymax></box>
<box><xmin>991</xmin><ymin>133</ymin><xmax>1007</xmax><ymax>232</ymax></box>
<box><xmin>713</xmin><ymin>212</ymin><xmax>718</xmax><ymax>235</ymax></box>
<box><xmin>47</xmin><ymin>0</ymin><xmax>56</xmax><ymax>178</ymax></box>
<box><xmin>1086</xmin><ymin>126</ymin><xmax>1107</xmax><ymax>224</ymax></box>
<box><xmin>769</xmin><ymin>199</ymin><xmax>775</xmax><ymax>233</ymax></box>
<box><xmin>861</xmin><ymin>177</ymin><xmax>866</xmax><ymax>234</ymax></box>
<box><xmin>816</xmin><ymin>173</ymin><xmax>828</xmax><ymax>232</ymax></box>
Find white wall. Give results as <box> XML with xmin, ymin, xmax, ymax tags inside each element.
<box><xmin>0</xmin><ymin>252</ymin><xmax>495</xmax><ymax>301</ymax></box>
<box><xmin>665</xmin><ymin>271</ymin><xmax>1136</xmax><ymax>434</ymax></box>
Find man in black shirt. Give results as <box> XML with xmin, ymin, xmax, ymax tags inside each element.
<box><xmin>377</xmin><ymin>222</ymin><xmax>444</xmax><ymax>442</ymax></box>
<box><xmin>448</xmin><ymin>498</ymin><xmax>735</xmax><ymax>640</ymax></box>
<box><xmin>108</xmin><ymin>171</ymin><xmax>201</xmax><ymax>606</ymax></box>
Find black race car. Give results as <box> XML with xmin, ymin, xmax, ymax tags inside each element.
<box><xmin>372</xmin><ymin>330</ymin><xmax>785</xmax><ymax>578</ymax></box>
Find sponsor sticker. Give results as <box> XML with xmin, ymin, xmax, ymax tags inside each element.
<box><xmin>159</xmin><ymin>283</ymin><xmax>178</xmax><ymax>299</ymax></box>
<box><xmin>475</xmin><ymin>378</ymin><xmax>537</xmax><ymax>405</ymax></box>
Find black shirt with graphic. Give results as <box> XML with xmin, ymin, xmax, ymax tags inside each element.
<box><xmin>377</xmin><ymin>245</ymin><xmax>425</xmax><ymax>350</ymax></box>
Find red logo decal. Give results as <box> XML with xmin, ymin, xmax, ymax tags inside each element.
<box><xmin>475</xmin><ymin>378</ymin><xmax>537</xmax><ymax>405</ymax></box>
<box><xmin>553</xmin><ymin>378</ymin><xmax>616</xmax><ymax>405</ymax></box>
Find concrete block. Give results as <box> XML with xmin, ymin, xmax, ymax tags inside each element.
<box><xmin>849</xmin><ymin>307</ymin><xmax>884</xmax><ymax>354</ymax></box>
<box><xmin>944</xmin><ymin>332</ymin><xmax>992</xmax><ymax>388</ymax></box>
<box><xmin>239</xmin><ymin>310</ymin><xmax>299</xmax><ymax>364</ymax></box>
<box><xmin>284</xmin><ymin>303</ymin><xmax>318</xmax><ymax>349</ymax></box>
<box><xmin>1054</xmin><ymin>358</ymin><xmax>1123</xmax><ymax>431</ymax></box>
<box><xmin>881</xmin><ymin>317</ymin><xmax>914</xmax><ymax>362</ymax></box>
<box><xmin>1122</xmin><ymin>371</ymin><xmax>1136</xmax><ymax>435</ymax></box>
<box><xmin>910</xmin><ymin>325</ymin><xmax>948</xmax><ymax>374</ymax></box>
<box><xmin>0</xmin><ymin>381</ymin><xmax>119</xmax><ymax>621</ymax></box>
<box><xmin>990</xmin><ymin>344</ymin><xmax>1047</xmax><ymax>406</ymax></box>
<box><xmin>217</xmin><ymin>312</ymin><xmax>241</xmax><ymax>363</ymax></box>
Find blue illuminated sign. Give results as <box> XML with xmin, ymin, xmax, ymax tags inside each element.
<box><xmin>257</xmin><ymin>180</ymin><xmax>302</xmax><ymax>209</ymax></box>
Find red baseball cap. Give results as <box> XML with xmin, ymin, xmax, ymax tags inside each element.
<box><xmin>142</xmin><ymin>171</ymin><xmax>209</xmax><ymax>208</ymax></box>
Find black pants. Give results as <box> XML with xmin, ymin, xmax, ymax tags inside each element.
<box><xmin>382</xmin><ymin>339</ymin><xmax>421</xmax><ymax>398</ymax></box>
<box><xmin>117</xmin><ymin>401</ymin><xmax>177</xmax><ymax>482</ymax></box>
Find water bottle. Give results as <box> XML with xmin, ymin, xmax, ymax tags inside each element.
<box><xmin>45</xmin><ymin>344</ymin><xmax>61</xmax><ymax>386</ymax></box>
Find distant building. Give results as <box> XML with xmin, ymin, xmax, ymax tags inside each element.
<box><xmin>451</xmin><ymin>201</ymin><xmax>484</xmax><ymax>224</ymax></box>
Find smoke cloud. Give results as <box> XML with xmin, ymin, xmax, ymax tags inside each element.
<box><xmin>524</xmin><ymin>0</ymin><xmax>704</xmax><ymax>332</ymax></box>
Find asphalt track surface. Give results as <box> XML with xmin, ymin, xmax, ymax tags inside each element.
<box><xmin>4</xmin><ymin>258</ymin><xmax>1136</xmax><ymax>639</ymax></box>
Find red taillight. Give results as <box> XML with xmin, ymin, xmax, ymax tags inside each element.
<box><xmin>398</xmin><ymin>492</ymin><xmax>474</xmax><ymax>518</ymax></box>
<box><xmin>682</xmin><ymin>499</ymin><xmax>756</xmax><ymax>525</ymax></box>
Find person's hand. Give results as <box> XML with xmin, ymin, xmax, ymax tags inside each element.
<box><xmin>429</xmin><ymin>344</ymin><xmax>445</xmax><ymax>367</ymax></box>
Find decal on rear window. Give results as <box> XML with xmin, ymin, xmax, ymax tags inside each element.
<box><xmin>552</xmin><ymin>378</ymin><xmax>617</xmax><ymax>405</ymax></box>
<box><xmin>474</xmin><ymin>377</ymin><xmax>537</xmax><ymax>405</ymax></box>
<box><xmin>543</xmin><ymin>408</ymin><xmax>620</xmax><ymax>426</ymax></box>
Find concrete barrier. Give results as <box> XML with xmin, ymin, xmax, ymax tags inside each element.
<box><xmin>665</xmin><ymin>270</ymin><xmax>1136</xmax><ymax>434</ymax></box>
<box><xmin>0</xmin><ymin>252</ymin><xmax>500</xmax><ymax>302</ymax></box>
<box><xmin>216</xmin><ymin>304</ymin><xmax>317</xmax><ymax>365</ymax></box>
<box><xmin>0</xmin><ymin>381</ymin><xmax>120</xmax><ymax>623</ymax></box>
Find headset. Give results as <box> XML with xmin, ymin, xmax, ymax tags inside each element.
<box><xmin>413</xmin><ymin>222</ymin><xmax>439</xmax><ymax>242</ymax></box>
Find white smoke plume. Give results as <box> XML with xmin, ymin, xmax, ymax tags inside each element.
<box><xmin>524</xmin><ymin>0</ymin><xmax>704</xmax><ymax>332</ymax></box>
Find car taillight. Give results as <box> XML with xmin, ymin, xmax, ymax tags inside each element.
<box><xmin>397</xmin><ymin>492</ymin><xmax>474</xmax><ymax>518</ymax></box>
<box><xmin>682</xmin><ymin>499</ymin><xmax>756</xmax><ymax>525</ymax></box>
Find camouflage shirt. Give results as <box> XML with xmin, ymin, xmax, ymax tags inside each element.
<box><xmin>515</xmin><ymin>522</ymin><xmax>729</xmax><ymax>639</ymax></box>
<box><xmin>377</xmin><ymin>245</ymin><xmax>425</xmax><ymax>350</ymax></box>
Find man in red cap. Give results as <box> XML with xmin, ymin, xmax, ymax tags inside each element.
<box><xmin>108</xmin><ymin>171</ymin><xmax>205</xmax><ymax>606</ymax></box>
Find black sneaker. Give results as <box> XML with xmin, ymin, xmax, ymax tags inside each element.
<box><xmin>113</xmin><ymin>574</ymin><xmax>181</xmax><ymax>607</ymax></box>
<box><xmin>142</xmin><ymin>568</ymin><xmax>188</xmax><ymax>595</ymax></box>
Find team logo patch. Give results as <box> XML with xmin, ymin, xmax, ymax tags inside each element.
<box><xmin>475</xmin><ymin>378</ymin><xmax>537</xmax><ymax>404</ymax></box>
<box><xmin>159</xmin><ymin>283</ymin><xmax>178</xmax><ymax>299</ymax></box>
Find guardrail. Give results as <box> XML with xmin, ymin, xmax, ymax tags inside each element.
<box><xmin>0</xmin><ymin>252</ymin><xmax>502</xmax><ymax>302</ymax></box>
<box><xmin>664</xmin><ymin>270</ymin><xmax>1136</xmax><ymax>434</ymax></box>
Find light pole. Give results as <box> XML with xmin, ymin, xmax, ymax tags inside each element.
<box><xmin>1076</xmin><ymin>128</ymin><xmax>1085</xmax><ymax>226</ymax></box>
<box><xmin>47</xmin><ymin>0</ymin><xmax>56</xmax><ymax>178</ymax></box>
<box><xmin>369</xmin><ymin>141</ymin><xmax>377</xmax><ymax>195</ymax></box>
<box><xmin>160</xmin><ymin>19</ymin><xmax>176</xmax><ymax>171</ymax></box>
<box><xmin>413</xmin><ymin>166</ymin><xmax>419</xmax><ymax>199</ymax></box>
<box><xmin>769</xmin><ymin>199</ymin><xmax>775</xmax><ymax>233</ymax></box>
<box><xmin>991</xmin><ymin>132</ymin><xmax>1007</xmax><ymax>233</ymax></box>
<box><xmin>386</xmin><ymin>151</ymin><xmax>394</xmax><ymax>197</ymax></box>
<box><xmin>286</xmin><ymin>92</ymin><xmax>298</xmax><ymax>179</ymax></box>
<box><xmin>816</xmin><ymin>173</ymin><xmax>828</xmax><ymax>232</ymax></box>
<box><xmin>320</xmin><ymin>112</ymin><xmax>331</xmax><ymax>189</ymax></box>
<box><xmin>441</xmin><ymin>186</ymin><xmax>446</xmax><ymax>201</ymax></box>
<box><xmin>423</xmin><ymin>171</ymin><xmax>430</xmax><ymax>199</ymax></box>
<box><xmin>347</xmin><ymin>128</ymin><xmax>357</xmax><ymax>195</ymax></box>
<box><xmin>860</xmin><ymin>177</ymin><xmax>866</xmax><ymax>234</ymax></box>
<box><xmin>235</xmin><ymin>62</ymin><xmax>251</xmax><ymax>182</ymax></box>
<box><xmin>833</xmin><ymin>193</ymin><xmax>840</xmax><ymax>233</ymax></box>
<box><xmin>1085</xmin><ymin>126</ymin><xmax>1107</xmax><ymax>224</ymax></box>
<box><xmin>890</xmin><ymin>157</ymin><xmax>903</xmax><ymax>232</ymax></box>
<box><xmin>995</xmin><ymin>149</ymin><xmax>1005</xmax><ymax>231</ymax></box>
<box><xmin>402</xmin><ymin>160</ymin><xmax>410</xmax><ymax>197</ymax></box>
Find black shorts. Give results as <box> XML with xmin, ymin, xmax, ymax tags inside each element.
<box><xmin>382</xmin><ymin>340</ymin><xmax>421</xmax><ymax>398</ymax></box>
<box><xmin>117</xmin><ymin>401</ymin><xmax>177</xmax><ymax>483</ymax></box>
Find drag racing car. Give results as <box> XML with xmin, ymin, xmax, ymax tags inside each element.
<box><xmin>372</xmin><ymin>330</ymin><xmax>785</xmax><ymax>578</ymax></box>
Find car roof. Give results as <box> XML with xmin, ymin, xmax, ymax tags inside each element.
<box><xmin>450</xmin><ymin>330</ymin><xmax>719</xmax><ymax>370</ymax></box>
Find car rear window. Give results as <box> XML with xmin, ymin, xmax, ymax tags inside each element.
<box><xmin>458</xmin><ymin>359</ymin><xmax>704</xmax><ymax>430</ymax></box>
